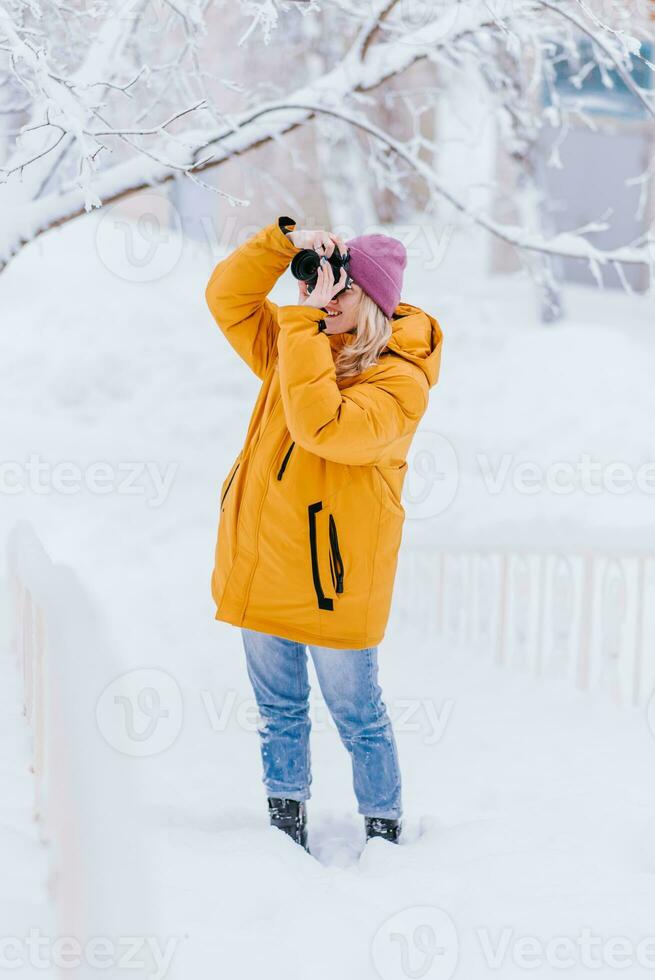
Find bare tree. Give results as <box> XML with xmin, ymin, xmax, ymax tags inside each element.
<box><xmin>0</xmin><ymin>0</ymin><xmax>653</xmax><ymax>285</ymax></box>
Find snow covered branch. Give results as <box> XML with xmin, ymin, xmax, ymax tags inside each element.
<box><xmin>0</xmin><ymin>0</ymin><xmax>653</xmax><ymax>284</ymax></box>
<box><xmin>255</xmin><ymin>99</ymin><xmax>655</xmax><ymax>273</ymax></box>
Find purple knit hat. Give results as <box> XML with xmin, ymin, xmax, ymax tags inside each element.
<box><xmin>345</xmin><ymin>233</ymin><xmax>407</xmax><ymax>318</ymax></box>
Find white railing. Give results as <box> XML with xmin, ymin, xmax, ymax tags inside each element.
<box><xmin>394</xmin><ymin>545</ymin><xmax>655</xmax><ymax>708</ymax></box>
<box><xmin>7</xmin><ymin>522</ymin><xmax>158</xmax><ymax>979</ymax></box>
<box><xmin>8</xmin><ymin>528</ymin><xmax>47</xmax><ymax>828</ymax></box>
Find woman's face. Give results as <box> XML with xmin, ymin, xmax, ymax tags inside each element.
<box><xmin>299</xmin><ymin>280</ymin><xmax>363</xmax><ymax>335</ymax></box>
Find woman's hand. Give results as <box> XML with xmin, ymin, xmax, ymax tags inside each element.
<box><xmin>299</xmin><ymin>263</ymin><xmax>349</xmax><ymax>310</ymax></box>
<box><xmin>286</xmin><ymin>228</ymin><xmax>347</xmax><ymax>258</ymax></box>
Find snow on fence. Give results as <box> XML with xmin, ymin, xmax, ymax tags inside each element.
<box><xmin>394</xmin><ymin>545</ymin><xmax>655</xmax><ymax>708</ymax></box>
<box><xmin>7</xmin><ymin>522</ymin><xmax>158</xmax><ymax>979</ymax></box>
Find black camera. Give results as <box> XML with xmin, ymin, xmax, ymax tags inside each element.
<box><xmin>290</xmin><ymin>246</ymin><xmax>351</xmax><ymax>295</ymax></box>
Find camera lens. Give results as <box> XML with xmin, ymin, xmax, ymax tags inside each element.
<box><xmin>290</xmin><ymin>249</ymin><xmax>321</xmax><ymax>284</ymax></box>
<box><xmin>290</xmin><ymin>246</ymin><xmax>349</xmax><ymax>294</ymax></box>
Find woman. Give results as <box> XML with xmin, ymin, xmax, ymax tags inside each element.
<box><xmin>205</xmin><ymin>216</ymin><xmax>442</xmax><ymax>853</ymax></box>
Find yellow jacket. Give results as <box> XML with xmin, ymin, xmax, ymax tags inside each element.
<box><xmin>205</xmin><ymin>217</ymin><xmax>443</xmax><ymax>649</ymax></box>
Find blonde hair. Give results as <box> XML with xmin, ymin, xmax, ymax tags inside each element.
<box><xmin>333</xmin><ymin>292</ymin><xmax>392</xmax><ymax>381</ymax></box>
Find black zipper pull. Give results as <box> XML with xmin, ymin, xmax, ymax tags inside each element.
<box><xmin>277</xmin><ymin>441</ymin><xmax>295</xmax><ymax>480</ymax></box>
<box><xmin>328</xmin><ymin>514</ymin><xmax>344</xmax><ymax>594</ymax></box>
<box><xmin>221</xmin><ymin>462</ymin><xmax>240</xmax><ymax>509</ymax></box>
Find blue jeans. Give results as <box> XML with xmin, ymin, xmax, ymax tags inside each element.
<box><xmin>241</xmin><ymin>628</ymin><xmax>402</xmax><ymax>819</ymax></box>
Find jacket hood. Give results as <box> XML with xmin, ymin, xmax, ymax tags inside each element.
<box><xmin>385</xmin><ymin>302</ymin><xmax>442</xmax><ymax>388</ymax></box>
<box><xmin>328</xmin><ymin>300</ymin><xmax>442</xmax><ymax>389</ymax></box>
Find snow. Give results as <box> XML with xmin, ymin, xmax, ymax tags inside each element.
<box><xmin>0</xmin><ymin>595</ymin><xmax>54</xmax><ymax>978</ymax></box>
<box><xmin>1</xmin><ymin>211</ymin><xmax>655</xmax><ymax>978</ymax></box>
<box><xmin>3</xmin><ymin>0</ymin><xmax>652</xmax><ymax>275</ymax></box>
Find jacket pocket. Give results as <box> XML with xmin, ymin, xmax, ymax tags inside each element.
<box><xmin>221</xmin><ymin>459</ymin><xmax>240</xmax><ymax>510</ymax></box>
<box><xmin>328</xmin><ymin>514</ymin><xmax>344</xmax><ymax>594</ymax></box>
<box><xmin>375</xmin><ymin>463</ymin><xmax>407</xmax><ymax>517</ymax></box>
<box><xmin>308</xmin><ymin>501</ymin><xmax>336</xmax><ymax>611</ymax></box>
<box><xmin>276</xmin><ymin>441</ymin><xmax>295</xmax><ymax>481</ymax></box>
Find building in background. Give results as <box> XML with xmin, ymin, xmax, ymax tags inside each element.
<box><xmin>538</xmin><ymin>38</ymin><xmax>654</xmax><ymax>292</ymax></box>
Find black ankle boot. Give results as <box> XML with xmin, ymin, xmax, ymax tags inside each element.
<box><xmin>267</xmin><ymin>797</ymin><xmax>308</xmax><ymax>851</ymax></box>
<box><xmin>365</xmin><ymin>816</ymin><xmax>402</xmax><ymax>844</ymax></box>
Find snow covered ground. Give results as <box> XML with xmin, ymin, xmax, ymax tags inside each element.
<box><xmin>2</xmin><ymin>210</ymin><xmax>655</xmax><ymax>978</ymax></box>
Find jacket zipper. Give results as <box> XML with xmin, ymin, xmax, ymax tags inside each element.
<box><xmin>276</xmin><ymin>441</ymin><xmax>295</xmax><ymax>480</ymax></box>
<box><xmin>328</xmin><ymin>514</ymin><xmax>344</xmax><ymax>594</ymax></box>
<box><xmin>221</xmin><ymin>461</ymin><xmax>240</xmax><ymax>510</ymax></box>
<box><xmin>308</xmin><ymin>502</ymin><xmax>334</xmax><ymax>611</ymax></box>
<box><xmin>238</xmin><ymin>394</ymin><xmax>290</xmax><ymax>621</ymax></box>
